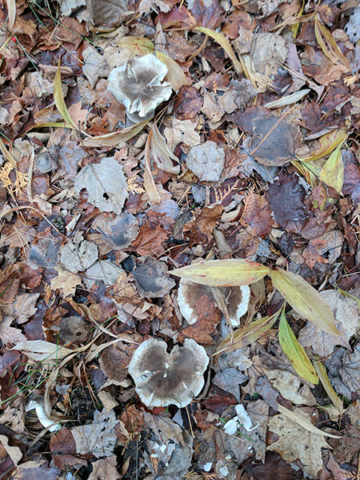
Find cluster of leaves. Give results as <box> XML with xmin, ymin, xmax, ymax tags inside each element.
<box><xmin>0</xmin><ymin>0</ymin><xmax>360</xmax><ymax>479</ymax></box>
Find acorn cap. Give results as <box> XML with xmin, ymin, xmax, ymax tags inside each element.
<box><xmin>128</xmin><ymin>338</ymin><xmax>209</xmax><ymax>408</ymax></box>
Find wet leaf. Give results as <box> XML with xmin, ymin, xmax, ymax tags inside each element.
<box><xmin>195</xmin><ymin>27</ymin><xmax>243</xmax><ymax>74</ymax></box>
<box><xmin>278</xmin><ymin>310</ymin><xmax>319</xmax><ymax>384</ymax></box>
<box><xmin>270</xmin><ymin>268</ymin><xmax>339</xmax><ymax>335</ymax></box>
<box><xmin>170</xmin><ymin>259</ymin><xmax>270</xmax><ymax>287</ymax></box>
<box><xmin>54</xmin><ymin>61</ymin><xmax>77</xmax><ymax>130</ymax></box>
<box><xmin>319</xmin><ymin>143</ymin><xmax>344</xmax><ymax>194</ymax></box>
<box><xmin>313</xmin><ymin>355</ymin><xmax>343</xmax><ymax>414</ymax></box>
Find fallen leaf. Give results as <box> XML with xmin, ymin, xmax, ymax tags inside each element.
<box><xmin>88</xmin><ymin>456</ymin><xmax>121</xmax><ymax>480</ymax></box>
<box><xmin>0</xmin><ymin>316</ymin><xmax>27</xmax><ymax>345</ymax></box>
<box><xmin>60</xmin><ymin>231</ymin><xmax>98</xmax><ymax>274</ymax></box>
<box><xmin>164</xmin><ymin>118</ymin><xmax>201</xmax><ymax>151</ymax></box>
<box><xmin>298</xmin><ymin>290</ymin><xmax>359</xmax><ymax>357</ymax></box>
<box><xmin>313</xmin><ymin>355</ymin><xmax>343</xmax><ymax>414</ymax></box>
<box><xmin>267</xmin><ymin>408</ymin><xmax>331</xmax><ymax>477</ymax></box>
<box><xmin>82</xmin><ymin>46</ymin><xmax>110</xmax><ymax>89</ymax></box>
<box><xmin>279</xmin><ymin>311</ymin><xmax>319</xmax><ymax>384</ymax></box>
<box><xmin>151</xmin><ymin>122</ymin><xmax>180</xmax><ymax>174</ymax></box>
<box><xmin>1</xmin><ymin>293</ymin><xmax>39</xmax><ymax>324</ymax></box>
<box><xmin>233</xmin><ymin>107</ymin><xmax>301</xmax><ymax>167</ymax></box>
<box><xmin>264</xmin><ymin>368</ymin><xmax>316</xmax><ymax>406</ymax></box>
<box><xmin>250</xmin><ymin>32</ymin><xmax>288</xmax><ymax>76</ymax></box>
<box><xmin>0</xmin><ymin>435</ymin><xmax>22</xmax><ymax>466</ymax></box>
<box><xmin>12</xmin><ymin>340</ymin><xmax>73</xmax><ymax>362</ymax></box>
<box><xmin>74</xmin><ymin>157</ymin><xmax>128</xmax><ymax>214</ymax></box>
<box><xmin>171</xmin><ymin>259</ymin><xmax>270</xmax><ymax>287</ymax></box>
<box><xmin>174</xmin><ymin>86</ymin><xmax>203</xmax><ymax>120</ymax></box>
<box><xmin>186</xmin><ymin>141</ymin><xmax>225</xmax><ymax>182</ymax></box>
<box><xmin>319</xmin><ymin>143</ymin><xmax>344</xmax><ymax>194</ymax></box>
<box><xmin>50</xmin><ymin>427</ymin><xmax>87</xmax><ymax>470</ymax></box>
<box><xmin>53</xmin><ymin>61</ymin><xmax>77</xmax><ymax>130</ymax></box>
<box><xmin>86</xmin><ymin>0</ymin><xmax>128</xmax><ymax>26</ymax></box>
<box><xmin>131</xmin><ymin>224</ymin><xmax>168</xmax><ymax>256</ymax></box>
<box><xmin>132</xmin><ymin>256</ymin><xmax>175</xmax><ymax>298</ymax></box>
<box><xmin>72</xmin><ymin>409</ymin><xmax>118</xmax><ymax>457</ymax></box>
<box><xmin>50</xmin><ymin>267</ymin><xmax>81</xmax><ymax>297</ymax></box>
<box><xmin>270</xmin><ymin>268</ymin><xmax>339</xmax><ymax>335</ymax></box>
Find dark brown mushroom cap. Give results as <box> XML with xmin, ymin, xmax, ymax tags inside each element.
<box><xmin>128</xmin><ymin>338</ymin><xmax>209</xmax><ymax>408</ymax></box>
<box><xmin>178</xmin><ymin>278</ymin><xmax>250</xmax><ymax>327</ymax></box>
<box><xmin>108</xmin><ymin>54</ymin><xmax>172</xmax><ymax>120</ymax></box>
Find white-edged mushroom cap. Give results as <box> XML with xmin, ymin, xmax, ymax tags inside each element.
<box><xmin>108</xmin><ymin>54</ymin><xmax>172</xmax><ymax>120</ymax></box>
<box><xmin>128</xmin><ymin>338</ymin><xmax>209</xmax><ymax>408</ymax></box>
<box><xmin>178</xmin><ymin>278</ymin><xmax>250</xmax><ymax>327</ymax></box>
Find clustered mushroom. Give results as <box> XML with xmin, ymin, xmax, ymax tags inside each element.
<box><xmin>177</xmin><ymin>278</ymin><xmax>250</xmax><ymax>327</ymax></box>
<box><xmin>128</xmin><ymin>338</ymin><xmax>209</xmax><ymax>408</ymax></box>
<box><xmin>108</xmin><ymin>54</ymin><xmax>172</xmax><ymax>123</ymax></box>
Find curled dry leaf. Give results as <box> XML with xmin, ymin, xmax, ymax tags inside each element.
<box><xmin>12</xmin><ymin>340</ymin><xmax>73</xmax><ymax>362</ymax></box>
<box><xmin>132</xmin><ymin>256</ymin><xmax>175</xmax><ymax>298</ymax></box>
<box><xmin>270</xmin><ymin>268</ymin><xmax>339</xmax><ymax>335</ymax></box>
<box><xmin>151</xmin><ymin>121</ymin><xmax>180</xmax><ymax>175</ymax></box>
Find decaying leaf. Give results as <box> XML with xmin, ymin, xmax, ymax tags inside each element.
<box><xmin>133</xmin><ymin>256</ymin><xmax>175</xmax><ymax>298</ymax></box>
<box><xmin>86</xmin><ymin>0</ymin><xmax>128</xmax><ymax>26</ymax></box>
<box><xmin>319</xmin><ymin>143</ymin><xmax>344</xmax><ymax>194</ymax></box>
<box><xmin>60</xmin><ymin>231</ymin><xmax>98</xmax><ymax>274</ymax></box>
<box><xmin>12</xmin><ymin>340</ymin><xmax>73</xmax><ymax>362</ymax></box>
<box><xmin>74</xmin><ymin>157</ymin><xmax>128</xmax><ymax>214</ymax></box>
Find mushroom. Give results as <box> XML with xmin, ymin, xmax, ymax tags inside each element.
<box><xmin>177</xmin><ymin>278</ymin><xmax>250</xmax><ymax>327</ymax></box>
<box><xmin>128</xmin><ymin>338</ymin><xmax>209</xmax><ymax>408</ymax></box>
<box><xmin>26</xmin><ymin>394</ymin><xmax>61</xmax><ymax>433</ymax></box>
<box><xmin>108</xmin><ymin>54</ymin><xmax>172</xmax><ymax>123</ymax></box>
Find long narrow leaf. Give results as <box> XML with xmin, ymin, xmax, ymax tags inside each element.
<box><xmin>170</xmin><ymin>259</ymin><xmax>270</xmax><ymax>287</ymax></box>
<box><xmin>54</xmin><ymin>61</ymin><xmax>77</xmax><ymax>130</ymax></box>
<box><xmin>315</xmin><ymin>16</ymin><xmax>350</xmax><ymax>70</ymax></box>
<box><xmin>270</xmin><ymin>268</ymin><xmax>339</xmax><ymax>335</ymax></box>
<box><xmin>298</xmin><ymin>129</ymin><xmax>347</xmax><ymax>162</ymax></box>
<box><xmin>279</xmin><ymin>310</ymin><xmax>319</xmax><ymax>384</ymax></box>
<box><xmin>313</xmin><ymin>355</ymin><xmax>343</xmax><ymax>414</ymax></box>
<box><xmin>83</xmin><ymin>119</ymin><xmax>150</xmax><ymax>147</ymax></box>
<box><xmin>6</xmin><ymin>0</ymin><xmax>16</xmax><ymax>29</ymax></box>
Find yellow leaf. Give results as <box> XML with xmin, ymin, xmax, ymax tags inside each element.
<box><xmin>170</xmin><ymin>259</ymin><xmax>270</xmax><ymax>287</ymax></box>
<box><xmin>54</xmin><ymin>61</ymin><xmax>77</xmax><ymax>130</ymax></box>
<box><xmin>83</xmin><ymin>118</ymin><xmax>150</xmax><ymax>147</ymax></box>
<box><xmin>270</xmin><ymin>268</ymin><xmax>339</xmax><ymax>335</ymax></box>
<box><xmin>319</xmin><ymin>142</ymin><xmax>344</xmax><ymax>194</ymax></box>
<box><xmin>216</xmin><ymin>312</ymin><xmax>279</xmax><ymax>355</ymax></box>
<box><xmin>313</xmin><ymin>355</ymin><xmax>343</xmax><ymax>414</ymax></box>
<box><xmin>279</xmin><ymin>310</ymin><xmax>319</xmax><ymax>384</ymax></box>
<box><xmin>194</xmin><ymin>27</ymin><xmax>243</xmax><ymax>75</ymax></box>
<box><xmin>155</xmin><ymin>51</ymin><xmax>188</xmax><ymax>91</ymax></box>
<box><xmin>298</xmin><ymin>129</ymin><xmax>347</xmax><ymax>162</ymax></box>
<box><xmin>6</xmin><ymin>0</ymin><xmax>16</xmax><ymax>29</ymax></box>
<box><xmin>315</xmin><ymin>16</ymin><xmax>350</xmax><ymax>70</ymax></box>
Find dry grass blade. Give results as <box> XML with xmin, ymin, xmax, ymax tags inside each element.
<box><xmin>315</xmin><ymin>15</ymin><xmax>351</xmax><ymax>70</ymax></box>
<box><xmin>0</xmin><ymin>137</ymin><xmax>17</xmax><ymax>168</ymax></box>
<box><xmin>144</xmin><ymin>129</ymin><xmax>161</xmax><ymax>204</ymax></box>
<box><xmin>54</xmin><ymin>61</ymin><xmax>78</xmax><ymax>130</ymax></box>
<box><xmin>83</xmin><ymin>119</ymin><xmax>150</xmax><ymax>147</ymax></box>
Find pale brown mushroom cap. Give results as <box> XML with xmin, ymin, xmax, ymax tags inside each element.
<box><xmin>108</xmin><ymin>54</ymin><xmax>172</xmax><ymax>121</ymax></box>
<box><xmin>128</xmin><ymin>338</ymin><xmax>209</xmax><ymax>408</ymax></box>
<box><xmin>178</xmin><ymin>278</ymin><xmax>250</xmax><ymax>327</ymax></box>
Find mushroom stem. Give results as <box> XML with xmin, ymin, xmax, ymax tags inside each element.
<box><xmin>211</xmin><ymin>287</ymin><xmax>234</xmax><ymax>345</ymax></box>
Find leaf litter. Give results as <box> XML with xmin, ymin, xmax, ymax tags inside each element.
<box><xmin>1</xmin><ymin>0</ymin><xmax>360</xmax><ymax>479</ymax></box>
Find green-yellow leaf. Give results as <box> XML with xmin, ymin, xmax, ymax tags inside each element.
<box><xmin>170</xmin><ymin>259</ymin><xmax>270</xmax><ymax>287</ymax></box>
<box><xmin>313</xmin><ymin>355</ymin><xmax>343</xmax><ymax>414</ymax></box>
<box><xmin>116</xmin><ymin>36</ymin><xmax>154</xmax><ymax>55</ymax></box>
<box><xmin>319</xmin><ymin>142</ymin><xmax>344</xmax><ymax>194</ymax></box>
<box><xmin>54</xmin><ymin>61</ymin><xmax>77</xmax><ymax>130</ymax></box>
<box><xmin>83</xmin><ymin>118</ymin><xmax>150</xmax><ymax>147</ymax></box>
<box><xmin>270</xmin><ymin>268</ymin><xmax>339</xmax><ymax>335</ymax></box>
<box><xmin>216</xmin><ymin>312</ymin><xmax>279</xmax><ymax>355</ymax></box>
<box><xmin>279</xmin><ymin>310</ymin><xmax>319</xmax><ymax>384</ymax></box>
<box><xmin>0</xmin><ymin>137</ymin><xmax>16</xmax><ymax>168</ymax></box>
<box><xmin>194</xmin><ymin>27</ymin><xmax>243</xmax><ymax>75</ymax></box>
<box><xmin>298</xmin><ymin>129</ymin><xmax>347</xmax><ymax>162</ymax></box>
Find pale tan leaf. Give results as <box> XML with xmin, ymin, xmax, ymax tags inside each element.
<box><xmin>277</xmin><ymin>405</ymin><xmax>340</xmax><ymax>438</ymax></box>
<box><xmin>6</xmin><ymin>0</ymin><xmax>16</xmax><ymax>29</ymax></box>
<box><xmin>144</xmin><ymin>129</ymin><xmax>161</xmax><ymax>204</ymax></box>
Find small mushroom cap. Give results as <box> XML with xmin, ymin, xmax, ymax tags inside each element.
<box><xmin>128</xmin><ymin>338</ymin><xmax>209</xmax><ymax>408</ymax></box>
<box><xmin>178</xmin><ymin>278</ymin><xmax>250</xmax><ymax>327</ymax></box>
<box><xmin>108</xmin><ymin>54</ymin><xmax>172</xmax><ymax>120</ymax></box>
